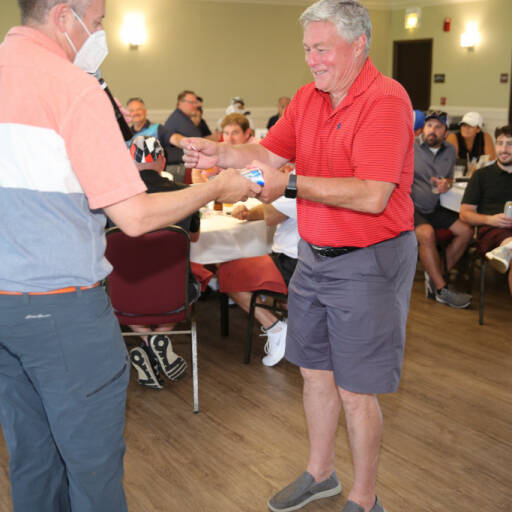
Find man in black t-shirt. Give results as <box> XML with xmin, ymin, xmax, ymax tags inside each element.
<box><xmin>460</xmin><ymin>125</ymin><xmax>512</xmax><ymax>293</ymax></box>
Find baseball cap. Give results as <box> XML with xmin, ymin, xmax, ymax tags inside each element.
<box><xmin>424</xmin><ymin>110</ymin><xmax>448</xmax><ymax>127</ymax></box>
<box><xmin>129</xmin><ymin>135</ymin><xmax>164</xmax><ymax>164</ymax></box>
<box><xmin>413</xmin><ymin>110</ymin><xmax>425</xmax><ymax>131</ymax></box>
<box><xmin>460</xmin><ymin>111</ymin><xmax>483</xmax><ymax>128</ymax></box>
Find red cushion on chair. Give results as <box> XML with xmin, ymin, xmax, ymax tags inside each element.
<box><xmin>190</xmin><ymin>262</ymin><xmax>213</xmax><ymax>292</ymax></box>
<box><xmin>217</xmin><ymin>256</ymin><xmax>287</xmax><ymax>294</ymax></box>
<box><xmin>435</xmin><ymin>228</ymin><xmax>454</xmax><ymax>243</ymax></box>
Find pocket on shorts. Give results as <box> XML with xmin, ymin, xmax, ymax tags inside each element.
<box><xmin>372</xmin><ymin>239</ymin><xmax>402</xmax><ymax>282</ymax></box>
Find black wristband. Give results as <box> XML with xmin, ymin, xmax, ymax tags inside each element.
<box><xmin>285</xmin><ymin>173</ymin><xmax>297</xmax><ymax>198</ymax></box>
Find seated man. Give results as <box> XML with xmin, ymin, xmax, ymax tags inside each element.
<box><xmin>219</xmin><ymin>195</ymin><xmax>298</xmax><ymax>366</ymax></box>
<box><xmin>267</xmin><ymin>96</ymin><xmax>291</xmax><ymax>130</ymax></box>
<box><xmin>126</xmin><ymin>97</ymin><xmax>172</xmax><ymax>153</ymax></box>
<box><xmin>126</xmin><ymin>135</ymin><xmax>203</xmax><ymax>389</ymax></box>
<box><xmin>459</xmin><ymin>125</ymin><xmax>512</xmax><ymax>293</ymax></box>
<box><xmin>221</xmin><ymin>113</ymin><xmax>260</xmax><ymax>145</ymax></box>
<box><xmin>412</xmin><ymin>110</ymin><xmax>474</xmax><ymax>308</ymax></box>
<box><xmin>192</xmin><ymin>113</ymin><xmax>259</xmax><ymax>183</ymax></box>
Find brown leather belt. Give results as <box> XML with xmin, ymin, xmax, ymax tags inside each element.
<box><xmin>0</xmin><ymin>282</ymin><xmax>100</xmax><ymax>296</ymax></box>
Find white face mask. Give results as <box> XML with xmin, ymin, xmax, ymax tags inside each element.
<box><xmin>64</xmin><ymin>10</ymin><xmax>108</xmax><ymax>74</ymax></box>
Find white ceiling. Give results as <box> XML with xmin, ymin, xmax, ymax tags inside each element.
<box><xmin>195</xmin><ymin>0</ymin><xmax>483</xmax><ymax>10</ymax></box>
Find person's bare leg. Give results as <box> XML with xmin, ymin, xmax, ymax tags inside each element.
<box><xmin>229</xmin><ymin>291</ymin><xmax>279</xmax><ymax>329</ymax></box>
<box><xmin>301</xmin><ymin>368</ymin><xmax>341</xmax><ymax>482</ymax></box>
<box><xmin>415</xmin><ymin>224</ymin><xmax>446</xmax><ymax>289</ymax></box>
<box><xmin>128</xmin><ymin>323</ymin><xmax>176</xmax><ymax>345</ymax></box>
<box><xmin>339</xmin><ymin>388</ymin><xmax>382</xmax><ymax>512</ymax></box>
<box><xmin>446</xmin><ymin>219</ymin><xmax>473</xmax><ymax>271</ymax></box>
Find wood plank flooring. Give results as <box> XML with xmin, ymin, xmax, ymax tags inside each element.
<box><xmin>1</xmin><ymin>268</ymin><xmax>511</xmax><ymax>511</ymax></box>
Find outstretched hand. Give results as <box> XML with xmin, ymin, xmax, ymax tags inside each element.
<box><xmin>213</xmin><ymin>168</ymin><xmax>261</xmax><ymax>204</ymax></box>
<box><xmin>251</xmin><ymin>160</ymin><xmax>289</xmax><ymax>203</ymax></box>
<box><xmin>181</xmin><ymin>137</ymin><xmax>219</xmax><ymax>169</ymax></box>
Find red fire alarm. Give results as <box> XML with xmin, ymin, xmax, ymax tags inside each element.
<box><xmin>440</xmin><ymin>97</ymin><xmax>446</xmax><ymax>106</ymax></box>
<box><xmin>443</xmin><ymin>18</ymin><xmax>451</xmax><ymax>32</ymax></box>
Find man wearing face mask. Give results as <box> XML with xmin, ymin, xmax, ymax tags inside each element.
<box><xmin>0</xmin><ymin>1</ymin><xmax>260</xmax><ymax>511</ymax></box>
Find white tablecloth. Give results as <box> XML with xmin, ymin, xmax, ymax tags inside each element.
<box><xmin>190</xmin><ymin>200</ymin><xmax>275</xmax><ymax>264</ymax></box>
<box><xmin>440</xmin><ymin>182</ymin><xmax>467</xmax><ymax>212</ymax></box>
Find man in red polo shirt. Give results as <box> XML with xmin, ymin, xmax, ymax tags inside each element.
<box><xmin>182</xmin><ymin>2</ymin><xmax>416</xmax><ymax>511</ymax></box>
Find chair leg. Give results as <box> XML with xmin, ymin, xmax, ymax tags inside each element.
<box><xmin>220</xmin><ymin>293</ymin><xmax>229</xmax><ymax>337</ymax></box>
<box><xmin>479</xmin><ymin>261</ymin><xmax>486</xmax><ymax>325</ymax></box>
<box><xmin>191</xmin><ymin>319</ymin><xmax>199</xmax><ymax>413</ymax></box>
<box><xmin>245</xmin><ymin>292</ymin><xmax>258</xmax><ymax>364</ymax></box>
<box><xmin>441</xmin><ymin>244</ymin><xmax>449</xmax><ymax>282</ymax></box>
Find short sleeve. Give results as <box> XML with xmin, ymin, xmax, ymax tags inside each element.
<box><xmin>462</xmin><ymin>171</ymin><xmax>482</xmax><ymax>205</ymax></box>
<box><xmin>352</xmin><ymin>96</ymin><xmax>412</xmax><ymax>184</ymax></box>
<box><xmin>272</xmin><ymin>196</ymin><xmax>297</xmax><ymax>219</ymax></box>
<box><xmin>61</xmin><ymin>84</ymin><xmax>145</xmax><ymax>210</ymax></box>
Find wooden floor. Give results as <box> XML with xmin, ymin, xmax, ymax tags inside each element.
<box><xmin>1</xmin><ymin>268</ymin><xmax>511</xmax><ymax>511</ymax></box>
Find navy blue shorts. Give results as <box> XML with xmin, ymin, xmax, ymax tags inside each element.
<box><xmin>285</xmin><ymin>232</ymin><xmax>417</xmax><ymax>394</ymax></box>
<box><xmin>414</xmin><ymin>204</ymin><xmax>458</xmax><ymax>230</ymax></box>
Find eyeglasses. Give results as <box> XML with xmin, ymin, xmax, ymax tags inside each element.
<box><xmin>181</xmin><ymin>99</ymin><xmax>198</xmax><ymax>105</ymax></box>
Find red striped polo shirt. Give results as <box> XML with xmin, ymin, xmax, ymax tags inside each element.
<box><xmin>261</xmin><ymin>58</ymin><xmax>414</xmax><ymax>247</ymax></box>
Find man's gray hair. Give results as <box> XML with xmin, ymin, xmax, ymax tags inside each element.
<box><xmin>18</xmin><ymin>0</ymin><xmax>91</xmax><ymax>25</ymax></box>
<box><xmin>300</xmin><ymin>0</ymin><xmax>372</xmax><ymax>55</ymax></box>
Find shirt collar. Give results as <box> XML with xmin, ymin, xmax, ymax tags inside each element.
<box><xmin>7</xmin><ymin>26</ymin><xmax>69</xmax><ymax>61</ymax></box>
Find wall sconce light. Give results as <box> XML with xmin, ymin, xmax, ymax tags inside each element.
<box><xmin>460</xmin><ymin>22</ymin><xmax>480</xmax><ymax>50</ymax></box>
<box><xmin>120</xmin><ymin>13</ymin><xmax>147</xmax><ymax>50</ymax></box>
<box><xmin>404</xmin><ymin>8</ymin><xmax>421</xmax><ymax>30</ymax></box>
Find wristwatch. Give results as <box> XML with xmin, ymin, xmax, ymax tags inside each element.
<box><xmin>284</xmin><ymin>173</ymin><xmax>297</xmax><ymax>198</ymax></box>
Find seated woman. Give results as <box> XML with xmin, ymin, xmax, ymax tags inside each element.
<box><xmin>447</xmin><ymin>112</ymin><xmax>496</xmax><ymax>173</ymax></box>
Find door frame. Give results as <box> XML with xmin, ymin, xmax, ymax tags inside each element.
<box><xmin>393</xmin><ymin>38</ymin><xmax>433</xmax><ymax>110</ymax></box>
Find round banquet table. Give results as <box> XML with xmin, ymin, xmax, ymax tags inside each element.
<box><xmin>190</xmin><ymin>200</ymin><xmax>276</xmax><ymax>265</ymax></box>
<box><xmin>440</xmin><ymin>182</ymin><xmax>467</xmax><ymax>212</ymax></box>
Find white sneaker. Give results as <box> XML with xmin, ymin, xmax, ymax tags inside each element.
<box><xmin>261</xmin><ymin>321</ymin><xmax>287</xmax><ymax>367</ymax></box>
<box><xmin>486</xmin><ymin>245</ymin><xmax>512</xmax><ymax>274</ymax></box>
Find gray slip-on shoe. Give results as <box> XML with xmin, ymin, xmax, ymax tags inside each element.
<box><xmin>342</xmin><ymin>496</ymin><xmax>386</xmax><ymax>512</ymax></box>
<box><xmin>267</xmin><ymin>471</ymin><xmax>341</xmax><ymax>512</ymax></box>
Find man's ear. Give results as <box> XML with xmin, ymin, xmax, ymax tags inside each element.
<box><xmin>244</xmin><ymin>129</ymin><xmax>252</xmax><ymax>142</ymax></box>
<box><xmin>50</xmin><ymin>3</ymin><xmax>73</xmax><ymax>33</ymax></box>
<box><xmin>353</xmin><ymin>34</ymin><xmax>366</xmax><ymax>58</ymax></box>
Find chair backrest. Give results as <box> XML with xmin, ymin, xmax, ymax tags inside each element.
<box><xmin>105</xmin><ymin>226</ymin><xmax>190</xmax><ymax>324</ymax></box>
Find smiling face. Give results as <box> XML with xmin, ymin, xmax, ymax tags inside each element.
<box><xmin>127</xmin><ymin>100</ymin><xmax>147</xmax><ymax>129</ymax></box>
<box><xmin>303</xmin><ymin>20</ymin><xmax>365</xmax><ymax>106</ymax></box>
<box><xmin>496</xmin><ymin>134</ymin><xmax>512</xmax><ymax>168</ymax></box>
